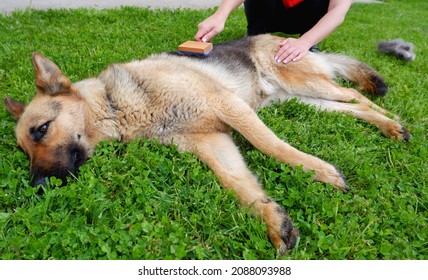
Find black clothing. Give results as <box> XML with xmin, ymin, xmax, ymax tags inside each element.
<box><xmin>244</xmin><ymin>0</ymin><xmax>330</xmax><ymax>36</ymax></box>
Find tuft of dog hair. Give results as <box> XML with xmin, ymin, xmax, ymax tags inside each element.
<box><xmin>377</xmin><ymin>39</ymin><xmax>416</xmax><ymax>61</ymax></box>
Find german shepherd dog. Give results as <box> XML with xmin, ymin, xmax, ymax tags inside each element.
<box><xmin>4</xmin><ymin>34</ymin><xmax>410</xmax><ymax>255</ymax></box>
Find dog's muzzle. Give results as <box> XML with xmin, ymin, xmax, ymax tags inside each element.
<box><xmin>30</xmin><ymin>144</ymin><xmax>88</xmax><ymax>188</ymax></box>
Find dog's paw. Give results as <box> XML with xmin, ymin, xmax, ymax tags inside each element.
<box><xmin>262</xmin><ymin>203</ymin><xmax>299</xmax><ymax>255</ymax></box>
<box><xmin>382</xmin><ymin>121</ymin><xmax>411</xmax><ymax>142</ymax></box>
<box><xmin>276</xmin><ymin>216</ymin><xmax>300</xmax><ymax>256</ymax></box>
<box><xmin>315</xmin><ymin>164</ymin><xmax>349</xmax><ymax>193</ymax></box>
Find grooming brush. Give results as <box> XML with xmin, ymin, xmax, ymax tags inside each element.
<box><xmin>178</xmin><ymin>41</ymin><xmax>213</xmax><ymax>57</ymax></box>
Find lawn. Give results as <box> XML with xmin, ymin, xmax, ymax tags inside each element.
<box><xmin>0</xmin><ymin>0</ymin><xmax>427</xmax><ymax>260</ymax></box>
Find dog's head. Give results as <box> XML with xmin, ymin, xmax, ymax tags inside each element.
<box><xmin>4</xmin><ymin>53</ymin><xmax>94</xmax><ymax>187</ymax></box>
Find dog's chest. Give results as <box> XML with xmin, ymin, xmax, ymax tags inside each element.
<box><xmin>108</xmin><ymin>84</ymin><xmax>226</xmax><ymax>144</ymax></box>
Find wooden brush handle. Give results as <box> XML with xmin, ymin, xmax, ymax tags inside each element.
<box><xmin>178</xmin><ymin>41</ymin><xmax>213</xmax><ymax>54</ymax></box>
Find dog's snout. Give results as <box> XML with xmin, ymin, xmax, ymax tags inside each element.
<box><xmin>29</xmin><ymin>144</ymin><xmax>87</xmax><ymax>188</ymax></box>
<box><xmin>31</xmin><ymin>168</ymin><xmax>68</xmax><ymax>188</ymax></box>
<box><xmin>32</xmin><ymin>173</ymin><xmax>48</xmax><ymax>187</ymax></box>
<box><xmin>33</xmin><ymin>177</ymin><xmax>46</xmax><ymax>187</ymax></box>
<box><xmin>70</xmin><ymin>145</ymin><xmax>87</xmax><ymax>169</ymax></box>
<box><xmin>71</xmin><ymin>149</ymin><xmax>78</xmax><ymax>165</ymax></box>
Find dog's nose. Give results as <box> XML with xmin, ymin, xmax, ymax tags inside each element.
<box><xmin>32</xmin><ymin>174</ymin><xmax>48</xmax><ymax>187</ymax></box>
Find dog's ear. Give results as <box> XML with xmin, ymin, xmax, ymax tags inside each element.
<box><xmin>32</xmin><ymin>52</ymin><xmax>72</xmax><ymax>95</ymax></box>
<box><xmin>4</xmin><ymin>96</ymin><xmax>26</xmax><ymax>120</ymax></box>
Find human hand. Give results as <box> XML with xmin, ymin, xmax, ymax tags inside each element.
<box><xmin>274</xmin><ymin>38</ymin><xmax>311</xmax><ymax>64</ymax></box>
<box><xmin>195</xmin><ymin>15</ymin><xmax>225</xmax><ymax>42</ymax></box>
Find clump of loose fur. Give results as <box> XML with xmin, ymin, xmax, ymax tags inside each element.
<box><xmin>377</xmin><ymin>39</ymin><xmax>416</xmax><ymax>61</ymax></box>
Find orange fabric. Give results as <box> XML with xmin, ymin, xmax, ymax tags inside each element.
<box><xmin>282</xmin><ymin>0</ymin><xmax>304</xmax><ymax>8</ymax></box>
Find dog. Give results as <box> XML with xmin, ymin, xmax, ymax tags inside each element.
<box><xmin>4</xmin><ymin>34</ymin><xmax>410</xmax><ymax>255</ymax></box>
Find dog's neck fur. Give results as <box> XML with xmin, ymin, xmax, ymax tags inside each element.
<box><xmin>73</xmin><ymin>78</ymin><xmax>121</xmax><ymax>148</ymax></box>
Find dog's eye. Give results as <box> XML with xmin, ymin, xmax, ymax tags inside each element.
<box><xmin>39</xmin><ymin>124</ymin><xmax>48</xmax><ymax>133</ymax></box>
<box><xmin>31</xmin><ymin>121</ymin><xmax>51</xmax><ymax>141</ymax></box>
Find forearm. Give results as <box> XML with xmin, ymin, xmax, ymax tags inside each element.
<box><xmin>214</xmin><ymin>0</ymin><xmax>244</xmax><ymax>21</ymax></box>
<box><xmin>274</xmin><ymin>0</ymin><xmax>352</xmax><ymax>63</ymax></box>
<box><xmin>195</xmin><ymin>0</ymin><xmax>244</xmax><ymax>41</ymax></box>
<box><xmin>299</xmin><ymin>0</ymin><xmax>352</xmax><ymax>47</ymax></box>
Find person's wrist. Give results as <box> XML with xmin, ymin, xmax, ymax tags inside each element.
<box><xmin>213</xmin><ymin>13</ymin><xmax>227</xmax><ymax>24</ymax></box>
<box><xmin>299</xmin><ymin>37</ymin><xmax>313</xmax><ymax>50</ymax></box>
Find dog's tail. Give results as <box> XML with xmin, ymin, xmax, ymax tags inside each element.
<box><xmin>321</xmin><ymin>53</ymin><xmax>388</xmax><ymax>96</ymax></box>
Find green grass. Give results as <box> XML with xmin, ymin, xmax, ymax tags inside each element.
<box><xmin>0</xmin><ymin>0</ymin><xmax>427</xmax><ymax>259</ymax></box>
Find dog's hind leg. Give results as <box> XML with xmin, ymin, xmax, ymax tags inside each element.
<box><xmin>270</xmin><ymin>74</ymin><xmax>396</xmax><ymax>119</ymax></box>
<box><xmin>296</xmin><ymin>97</ymin><xmax>410</xmax><ymax>141</ymax></box>
<box><xmin>303</xmin><ymin>80</ymin><xmax>398</xmax><ymax>120</ymax></box>
<box><xmin>174</xmin><ymin>132</ymin><xmax>299</xmax><ymax>255</ymax></box>
<box><xmin>272</xmin><ymin>64</ymin><xmax>408</xmax><ymax>139</ymax></box>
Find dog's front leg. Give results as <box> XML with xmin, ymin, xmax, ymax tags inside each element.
<box><xmin>174</xmin><ymin>132</ymin><xmax>299</xmax><ymax>255</ymax></box>
<box><xmin>214</xmin><ymin>98</ymin><xmax>349</xmax><ymax>192</ymax></box>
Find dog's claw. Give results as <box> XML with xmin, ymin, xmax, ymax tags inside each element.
<box><xmin>343</xmin><ymin>184</ymin><xmax>350</xmax><ymax>193</ymax></box>
<box><xmin>334</xmin><ymin>166</ymin><xmax>350</xmax><ymax>193</ymax></box>
<box><xmin>265</xmin><ymin>205</ymin><xmax>300</xmax><ymax>256</ymax></box>
<box><xmin>276</xmin><ymin>207</ymin><xmax>299</xmax><ymax>255</ymax></box>
<box><xmin>314</xmin><ymin>163</ymin><xmax>349</xmax><ymax>192</ymax></box>
<box><xmin>278</xmin><ymin>226</ymin><xmax>299</xmax><ymax>255</ymax></box>
<box><xmin>401</xmin><ymin>127</ymin><xmax>411</xmax><ymax>142</ymax></box>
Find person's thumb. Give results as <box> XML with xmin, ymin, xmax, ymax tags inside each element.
<box><xmin>201</xmin><ymin>30</ymin><xmax>219</xmax><ymax>43</ymax></box>
<box><xmin>194</xmin><ymin>29</ymin><xmax>207</xmax><ymax>41</ymax></box>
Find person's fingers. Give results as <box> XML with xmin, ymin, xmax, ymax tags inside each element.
<box><xmin>201</xmin><ymin>30</ymin><xmax>219</xmax><ymax>42</ymax></box>
<box><xmin>195</xmin><ymin>15</ymin><xmax>225</xmax><ymax>42</ymax></box>
<box><xmin>275</xmin><ymin>40</ymin><xmax>288</xmax><ymax>61</ymax></box>
<box><xmin>291</xmin><ymin>51</ymin><xmax>306</xmax><ymax>62</ymax></box>
<box><xmin>195</xmin><ymin>30</ymin><xmax>205</xmax><ymax>41</ymax></box>
<box><xmin>276</xmin><ymin>45</ymin><xmax>300</xmax><ymax>64</ymax></box>
<box><xmin>275</xmin><ymin>44</ymin><xmax>290</xmax><ymax>62</ymax></box>
<box><xmin>282</xmin><ymin>49</ymin><xmax>300</xmax><ymax>64</ymax></box>
<box><xmin>274</xmin><ymin>36</ymin><xmax>313</xmax><ymax>63</ymax></box>
<box><xmin>195</xmin><ymin>23</ymin><xmax>211</xmax><ymax>41</ymax></box>
<box><xmin>195</xmin><ymin>30</ymin><xmax>214</xmax><ymax>42</ymax></box>
<box><xmin>275</xmin><ymin>39</ymin><xmax>310</xmax><ymax>63</ymax></box>
<box><xmin>278</xmin><ymin>39</ymin><xmax>288</xmax><ymax>47</ymax></box>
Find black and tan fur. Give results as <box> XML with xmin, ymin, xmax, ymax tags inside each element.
<box><xmin>4</xmin><ymin>34</ymin><xmax>410</xmax><ymax>255</ymax></box>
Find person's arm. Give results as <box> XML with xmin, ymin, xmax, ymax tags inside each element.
<box><xmin>275</xmin><ymin>0</ymin><xmax>352</xmax><ymax>64</ymax></box>
<box><xmin>195</xmin><ymin>0</ymin><xmax>244</xmax><ymax>42</ymax></box>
